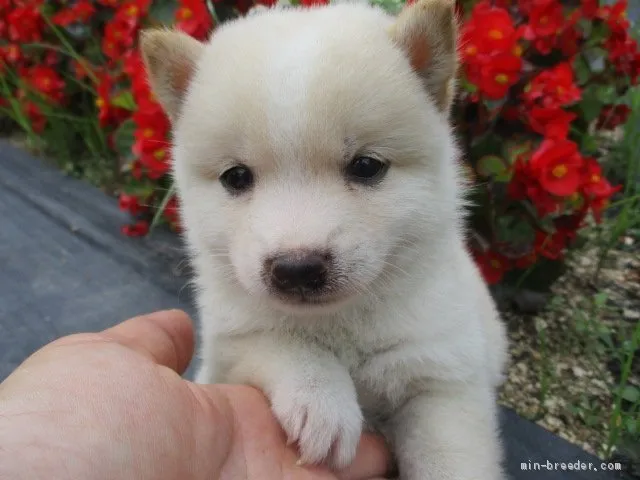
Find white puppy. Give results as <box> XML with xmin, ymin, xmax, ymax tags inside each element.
<box><xmin>141</xmin><ymin>1</ymin><xmax>508</xmax><ymax>478</ymax></box>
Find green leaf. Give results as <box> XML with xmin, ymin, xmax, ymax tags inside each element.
<box><xmin>581</xmin><ymin>133</ymin><xmax>599</xmax><ymax>154</ymax></box>
<box><xmin>585</xmin><ymin>23</ymin><xmax>609</xmax><ymax>48</ymax></box>
<box><xmin>596</xmin><ymin>87</ymin><xmax>615</xmax><ymax>104</ymax></box>
<box><xmin>369</xmin><ymin>0</ymin><xmax>405</xmax><ymax>14</ymax></box>
<box><xmin>620</xmin><ymin>385</ymin><xmax>640</xmax><ymax>404</ymax></box>
<box><xmin>579</xmin><ymin>86</ymin><xmax>604</xmax><ymax>123</ymax></box>
<box><xmin>470</xmin><ymin>132</ymin><xmax>503</xmax><ymax>156</ymax></box>
<box><xmin>111</xmin><ymin>91</ymin><xmax>136</xmax><ymax>111</ymax></box>
<box><xmin>122</xmin><ymin>180</ymin><xmax>155</xmax><ymax>198</ymax></box>
<box><xmin>495</xmin><ymin>215</ymin><xmax>536</xmax><ymax>247</ymax></box>
<box><xmin>113</xmin><ymin>118</ymin><xmax>136</xmax><ymax>161</ymax></box>
<box><xmin>460</xmin><ymin>75</ymin><xmax>478</xmax><ymax>93</ymax></box>
<box><xmin>573</xmin><ymin>56</ymin><xmax>591</xmax><ymax>85</ymax></box>
<box><xmin>503</xmin><ymin>139</ymin><xmax>533</xmax><ymax>165</ymax></box>
<box><xmin>626</xmin><ymin>417</ymin><xmax>637</xmax><ymax>434</ymax></box>
<box><xmin>148</xmin><ymin>0</ymin><xmax>177</xmax><ymax>25</ymax></box>
<box><xmin>476</xmin><ymin>155</ymin><xmax>511</xmax><ymax>182</ymax></box>
<box><xmin>594</xmin><ymin>292</ymin><xmax>608</xmax><ymax>308</ymax></box>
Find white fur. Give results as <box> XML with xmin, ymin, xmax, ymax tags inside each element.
<box><xmin>169</xmin><ymin>3</ymin><xmax>508</xmax><ymax>478</ymax></box>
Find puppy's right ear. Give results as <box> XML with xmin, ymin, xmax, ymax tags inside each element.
<box><xmin>388</xmin><ymin>0</ymin><xmax>458</xmax><ymax>114</ymax></box>
<box><xmin>139</xmin><ymin>29</ymin><xmax>205</xmax><ymax>122</ymax></box>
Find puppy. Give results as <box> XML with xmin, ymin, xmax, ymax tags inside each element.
<box><xmin>141</xmin><ymin>1</ymin><xmax>508</xmax><ymax>478</ymax></box>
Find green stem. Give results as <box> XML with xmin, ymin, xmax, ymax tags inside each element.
<box><xmin>38</xmin><ymin>14</ymin><xmax>99</xmax><ymax>84</ymax></box>
<box><xmin>605</xmin><ymin>324</ymin><xmax>640</xmax><ymax>457</ymax></box>
<box><xmin>205</xmin><ymin>0</ymin><xmax>221</xmax><ymax>25</ymax></box>
<box><xmin>606</xmin><ymin>194</ymin><xmax>640</xmax><ymax>211</ymax></box>
<box><xmin>0</xmin><ymin>74</ymin><xmax>36</xmax><ymax>138</ymax></box>
<box><xmin>149</xmin><ymin>182</ymin><xmax>176</xmax><ymax>234</ymax></box>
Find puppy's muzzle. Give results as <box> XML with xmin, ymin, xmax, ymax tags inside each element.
<box><xmin>266</xmin><ymin>251</ymin><xmax>331</xmax><ymax>294</ymax></box>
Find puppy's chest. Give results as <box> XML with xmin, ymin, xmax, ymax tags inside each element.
<box><xmin>300</xmin><ymin>322</ymin><xmax>378</xmax><ymax>369</ymax></box>
<box><xmin>297</xmin><ymin>322</ymin><xmax>415</xmax><ymax>420</ymax></box>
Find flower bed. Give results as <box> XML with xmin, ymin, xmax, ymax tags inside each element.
<box><xmin>0</xmin><ymin>0</ymin><xmax>637</xmax><ymax>288</ymax></box>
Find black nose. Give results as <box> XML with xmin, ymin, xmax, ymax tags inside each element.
<box><xmin>269</xmin><ymin>252</ymin><xmax>329</xmax><ymax>292</ymax></box>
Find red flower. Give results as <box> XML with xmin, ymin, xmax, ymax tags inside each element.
<box><xmin>126</xmin><ymin>52</ymin><xmax>161</xmax><ymax>112</ymax></box>
<box><xmin>138</xmin><ymin>145</ymin><xmax>171</xmax><ymax>179</ymax></box>
<box><xmin>121</xmin><ymin>220</ymin><xmax>150</xmax><ymax>237</ymax></box>
<box><xmin>605</xmin><ymin>33</ymin><xmax>640</xmax><ymax>83</ymax></box>
<box><xmin>7</xmin><ymin>4</ymin><xmax>43</xmax><ymax>43</ymax></box>
<box><xmin>132</xmin><ymin>108</ymin><xmax>171</xmax><ymax>158</ymax></box>
<box><xmin>554</xmin><ymin>209</ymin><xmax>588</xmax><ymax>241</ymax></box>
<box><xmin>517</xmin><ymin>0</ymin><xmax>536</xmax><ymax>14</ymax></box>
<box><xmin>507</xmin><ymin>154</ymin><xmax>562</xmax><ymax>216</ymax></box>
<box><xmin>464</xmin><ymin>2</ymin><xmax>521</xmax><ymax>52</ymax></box>
<box><xmin>0</xmin><ymin>44</ymin><xmax>22</xmax><ymax>66</ymax></box>
<box><xmin>529</xmin><ymin>139</ymin><xmax>584</xmax><ymax>197</ymax></box>
<box><xmin>119</xmin><ymin>194</ymin><xmax>147</xmax><ymax>216</ymax></box>
<box><xmin>534</xmin><ymin>229</ymin><xmax>570</xmax><ymax>260</ymax></box>
<box><xmin>507</xmin><ymin>157</ymin><xmax>531</xmax><ymax>200</ymax></box>
<box><xmin>28</xmin><ymin>66</ymin><xmax>66</xmax><ymax>104</ymax></box>
<box><xmin>523</xmin><ymin>62</ymin><xmax>582</xmax><ymax>108</ymax></box>
<box><xmin>528</xmin><ymin>183</ymin><xmax>562</xmax><ymax>216</ymax></box>
<box><xmin>132</xmin><ymin>104</ymin><xmax>172</xmax><ymax>179</ymax></box>
<box><xmin>558</xmin><ymin>25</ymin><xmax>581</xmax><ymax>57</ymax></box>
<box><xmin>580</xmin><ymin>158</ymin><xmax>622</xmax><ymax>222</ymax></box>
<box><xmin>71</xmin><ymin>59</ymin><xmax>96</xmax><ymax>81</ymax></box>
<box><xmin>596</xmin><ymin>104</ymin><xmax>631</xmax><ymax>129</ymax></box>
<box><xmin>527</xmin><ymin>106</ymin><xmax>576</xmax><ymax>139</ymax></box>
<box><xmin>102</xmin><ymin>18</ymin><xmax>134</xmax><ymax>61</ymax></box>
<box><xmin>164</xmin><ymin>196</ymin><xmax>179</xmax><ymax>221</ymax></box>
<box><xmin>96</xmin><ymin>74</ymin><xmax>131</xmax><ymax>127</ymax></box>
<box><xmin>477</xmin><ymin>54</ymin><xmax>522</xmax><ymax>99</ymax></box>
<box><xmin>514</xmin><ymin>250</ymin><xmax>538</xmax><ymax>269</ymax></box>
<box><xmin>587</xmin><ymin>190</ymin><xmax>621</xmax><ymax>223</ymax></box>
<box><xmin>101</xmin><ymin>1</ymin><xmax>150</xmax><ymax>61</ymax></box>
<box><xmin>460</xmin><ymin>1</ymin><xmax>524</xmax><ymax>97</ymax></box>
<box><xmin>581</xmin><ymin>0</ymin><xmax>599</xmax><ymax>19</ymax></box>
<box><xmin>52</xmin><ymin>0</ymin><xmax>96</xmax><ymax>26</ymax></box>
<box><xmin>175</xmin><ymin>0</ymin><xmax>213</xmax><ymax>41</ymax></box>
<box><xmin>301</xmin><ymin>0</ymin><xmax>329</xmax><ymax>4</ymax></box>
<box><xmin>163</xmin><ymin>196</ymin><xmax>182</xmax><ymax>231</ymax></box>
<box><xmin>23</xmin><ymin>101</ymin><xmax>46</xmax><ymax>133</ymax></box>
<box><xmin>525</xmin><ymin>0</ymin><xmax>565</xmax><ymax>41</ymax></box>
<box><xmin>599</xmin><ymin>0</ymin><xmax>629</xmax><ymax>36</ymax></box>
<box><xmin>123</xmin><ymin>50</ymin><xmax>144</xmax><ymax>79</ymax></box>
<box><xmin>119</xmin><ymin>0</ymin><xmax>152</xmax><ymax>21</ymax></box>
<box><xmin>474</xmin><ymin>250</ymin><xmax>510</xmax><ymax>285</ymax></box>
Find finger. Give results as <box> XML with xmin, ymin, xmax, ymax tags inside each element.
<box><xmin>102</xmin><ymin>309</ymin><xmax>195</xmax><ymax>374</ymax></box>
<box><xmin>336</xmin><ymin>433</ymin><xmax>393</xmax><ymax>480</ymax></box>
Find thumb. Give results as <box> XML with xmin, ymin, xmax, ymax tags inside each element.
<box><xmin>102</xmin><ymin>309</ymin><xmax>195</xmax><ymax>374</ymax></box>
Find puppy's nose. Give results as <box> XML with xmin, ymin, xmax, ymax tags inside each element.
<box><xmin>269</xmin><ymin>252</ymin><xmax>329</xmax><ymax>292</ymax></box>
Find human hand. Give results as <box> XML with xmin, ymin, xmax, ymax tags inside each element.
<box><xmin>0</xmin><ymin>310</ymin><xmax>391</xmax><ymax>480</ymax></box>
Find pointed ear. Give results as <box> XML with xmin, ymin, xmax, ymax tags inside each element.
<box><xmin>139</xmin><ymin>29</ymin><xmax>205</xmax><ymax>121</ymax></box>
<box><xmin>388</xmin><ymin>0</ymin><xmax>459</xmax><ymax>113</ymax></box>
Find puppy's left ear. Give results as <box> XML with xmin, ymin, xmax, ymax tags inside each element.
<box><xmin>139</xmin><ymin>29</ymin><xmax>205</xmax><ymax>122</ymax></box>
<box><xmin>389</xmin><ymin>0</ymin><xmax>459</xmax><ymax>113</ymax></box>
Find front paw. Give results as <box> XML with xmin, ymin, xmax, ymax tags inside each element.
<box><xmin>271</xmin><ymin>381</ymin><xmax>363</xmax><ymax>469</ymax></box>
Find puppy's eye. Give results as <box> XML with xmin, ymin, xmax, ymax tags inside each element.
<box><xmin>345</xmin><ymin>156</ymin><xmax>388</xmax><ymax>184</ymax></box>
<box><xmin>220</xmin><ymin>165</ymin><xmax>254</xmax><ymax>194</ymax></box>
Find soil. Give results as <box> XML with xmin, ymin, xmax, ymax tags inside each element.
<box><xmin>498</xmin><ymin>229</ymin><xmax>640</xmax><ymax>477</ymax></box>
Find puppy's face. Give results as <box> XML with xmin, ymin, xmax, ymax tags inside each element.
<box><xmin>142</xmin><ymin>0</ymin><xmax>460</xmax><ymax>312</ymax></box>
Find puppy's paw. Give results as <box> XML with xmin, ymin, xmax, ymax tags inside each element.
<box><xmin>271</xmin><ymin>381</ymin><xmax>363</xmax><ymax>469</ymax></box>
